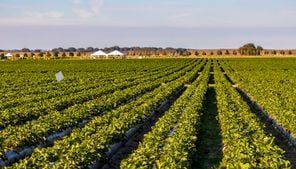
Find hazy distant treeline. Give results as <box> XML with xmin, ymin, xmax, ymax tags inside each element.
<box><xmin>1</xmin><ymin>43</ymin><xmax>296</xmax><ymax>60</ymax></box>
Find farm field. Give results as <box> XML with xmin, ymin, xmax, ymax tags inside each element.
<box><xmin>0</xmin><ymin>58</ymin><xmax>295</xmax><ymax>168</ymax></box>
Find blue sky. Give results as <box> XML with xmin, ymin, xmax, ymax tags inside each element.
<box><xmin>0</xmin><ymin>0</ymin><xmax>295</xmax><ymax>49</ymax></box>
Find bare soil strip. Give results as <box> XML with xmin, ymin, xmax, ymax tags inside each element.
<box><xmin>191</xmin><ymin>87</ymin><xmax>223</xmax><ymax>169</ymax></box>
<box><xmin>191</xmin><ymin>65</ymin><xmax>223</xmax><ymax>169</ymax></box>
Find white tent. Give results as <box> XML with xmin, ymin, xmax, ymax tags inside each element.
<box><xmin>107</xmin><ymin>50</ymin><xmax>124</xmax><ymax>57</ymax></box>
<box><xmin>5</xmin><ymin>53</ymin><xmax>13</xmax><ymax>58</ymax></box>
<box><xmin>91</xmin><ymin>50</ymin><xmax>107</xmax><ymax>57</ymax></box>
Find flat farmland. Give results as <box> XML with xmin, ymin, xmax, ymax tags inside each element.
<box><xmin>0</xmin><ymin>58</ymin><xmax>296</xmax><ymax>169</ymax></box>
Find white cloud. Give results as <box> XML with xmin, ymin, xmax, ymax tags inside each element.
<box><xmin>72</xmin><ymin>0</ymin><xmax>82</xmax><ymax>4</ymax></box>
<box><xmin>0</xmin><ymin>17</ymin><xmax>69</xmax><ymax>26</ymax></box>
<box><xmin>90</xmin><ymin>0</ymin><xmax>103</xmax><ymax>14</ymax></box>
<box><xmin>0</xmin><ymin>11</ymin><xmax>66</xmax><ymax>26</ymax></box>
<box><xmin>72</xmin><ymin>0</ymin><xmax>103</xmax><ymax>18</ymax></box>
<box><xmin>45</xmin><ymin>12</ymin><xmax>64</xmax><ymax>18</ymax></box>
<box><xmin>72</xmin><ymin>9</ymin><xmax>93</xmax><ymax>18</ymax></box>
<box><xmin>25</xmin><ymin>11</ymin><xmax>64</xmax><ymax>19</ymax></box>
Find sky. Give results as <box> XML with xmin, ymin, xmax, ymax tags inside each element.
<box><xmin>0</xmin><ymin>0</ymin><xmax>295</xmax><ymax>49</ymax></box>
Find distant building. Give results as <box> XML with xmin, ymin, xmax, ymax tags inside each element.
<box><xmin>4</xmin><ymin>53</ymin><xmax>13</xmax><ymax>60</ymax></box>
<box><xmin>90</xmin><ymin>50</ymin><xmax>125</xmax><ymax>59</ymax></box>
<box><xmin>91</xmin><ymin>50</ymin><xmax>107</xmax><ymax>58</ymax></box>
<box><xmin>107</xmin><ymin>50</ymin><xmax>125</xmax><ymax>58</ymax></box>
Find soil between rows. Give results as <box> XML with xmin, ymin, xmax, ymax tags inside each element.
<box><xmin>192</xmin><ymin>86</ymin><xmax>223</xmax><ymax>169</ymax></box>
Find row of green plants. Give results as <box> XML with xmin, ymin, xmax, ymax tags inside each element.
<box><xmin>0</xmin><ymin>60</ymin><xmax>196</xmax><ymax>128</ymax></box>
<box><xmin>0</xmin><ymin>80</ymin><xmax>159</xmax><ymax>160</ymax></box>
<box><xmin>154</xmin><ymin>64</ymin><xmax>209</xmax><ymax>168</ymax></box>
<box><xmin>220</xmin><ymin>58</ymin><xmax>296</xmax><ymax>139</ymax></box>
<box><xmin>0</xmin><ymin>59</ymin><xmax>193</xmax><ymax>108</ymax></box>
<box><xmin>0</xmin><ymin>69</ymin><xmax>158</xmax><ymax>109</ymax></box>
<box><xmin>0</xmin><ymin>60</ymin><xmax>205</xmax><ymax>160</ymax></box>
<box><xmin>9</xmin><ymin>60</ymin><xmax>204</xmax><ymax>168</ymax></box>
<box><xmin>121</xmin><ymin>62</ymin><xmax>210</xmax><ymax>169</ymax></box>
<box><xmin>0</xmin><ymin>59</ymin><xmax>193</xmax><ymax>104</ymax></box>
<box><xmin>214</xmin><ymin>62</ymin><xmax>290</xmax><ymax>168</ymax></box>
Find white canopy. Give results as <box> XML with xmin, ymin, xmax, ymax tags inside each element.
<box><xmin>108</xmin><ymin>50</ymin><xmax>124</xmax><ymax>56</ymax></box>
<box><xmin>5</xmin><ymin>53</ymin><xmax>13</xmax><ymax>57</ymax></box>
<box><xmin>91</xmin><ymin>50</ymin><xmax>107</xmax><ymax>56</ymax></box>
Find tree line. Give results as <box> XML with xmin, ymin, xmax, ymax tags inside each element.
<box><xmin>0</xmin><ymin>43</ymin><xmax>295</xmax><ymax>60</ymax></box>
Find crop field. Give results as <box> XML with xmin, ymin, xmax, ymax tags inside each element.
<box><xmin>0</xmin><ymin>58</ymin><xmax>296</xmax><ymax>168</ymax></box>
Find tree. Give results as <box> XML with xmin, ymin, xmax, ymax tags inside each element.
<box><xmin>195</xmin><ymin>51</ymin><xmax>199</xmax><ymax>56</ymax></box>
<box><xmin>257</xmin><ymin>46</ymin><xmax>263</xmax><ymax>55</ymax></box>
<box><xmin>217</xmin><ymin>50</ymin><xmax>223</xmax><ymax>55</ymax></box>
<box><xmin>77</xmin><ymin>48</ymin><xmax>85</xmax><ymax>52</ymax></box>
<box><xmin>21</xmin><ymin>48</ymin><xmax>30</xmax><ymax>52</ymax></box>
<box><xmin>202</xmin><ymin>51</ymin><xmax>207</xmax><ymax>55</ymax></box>
<box><xmin>68</xmin><ymin>47</ymin><xmax>77</xmax><ymax>52</ymax></box>
<box><xmin>53</xmin><ymin>52</ymin><xmax>59</xmax><ymax>58</ymax></box>
<box><xmin>29</xmin><ymin>53</ymin><xmax>35</xmax><ymax>58</ymax></box>
<box><xmin>239</xmin><ymin>43</ymin><xmax>262</xmax><ymax>55</ymax></box>
<box><xmin>288</xmin><ymin>51</ymin><xmax>293</xmax><ymax>55</ymax></box>
<box><xmin>210</xmin><ymin>51</ymin><xmax>214</xmax><ymax>55</ymax></box>
<box><xmin>69</xmin><ymin>52</ymin><xmax>75</xmax><ymax>57</ymax></box>
<box><xmin>86</xmin><ymin>47</ymin><xmax>94</xmax><ymax>52</ymax></box>
<box><xmin>38</xmin><ymin>53</ymin><xmax>44</xmax><ymax>58</ymax></box>
<box><xmin>15</xmin><ymin>53</ymin><xmax>20</xmax><ymax>58</ymax></box>
<box><xmin>76</xmin><ymin>52</ymin><xmax>81</xmax><ymax>57</ymax></box>
<box><xmin>57</xmin><ymin>47</ymin><xmax>64</xmax><ymax>52</ymax></box>
<box><xmin>0</xmin><ymin>53</ymin><xmax>4</xmax><ymax>59</ymax></box>
<box><xmin>61</xmin><ymin>52</ymin><xmax>67</xmax><ymax>58</ymax></box>
<box><xmin>257</xmin><ymin>46</ymin><xmax>263</xmax><ymax>50</ymax></box>
<box><xmin>233</xmin><ymin>51</ymin><xmax>237</xmax><ymax>55</ymax></box>
<box><xmin>45</xmin><ymin>52</ymin><xmax>51</xmax><ymax>58</ymax></box>
<box><xmin>225</xmin><ymin>50</ymin><xmax>230</xmax><ymax>55</ymax></box>
<box><xmin>109</xmin><ymin>46</ymin><xmax>120</xmax><ymax>51</ymax></box>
